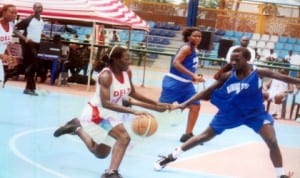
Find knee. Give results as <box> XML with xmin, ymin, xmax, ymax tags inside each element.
<box><xmin>92</xmin><ymin>144</ymin><xmax>111</xmax><ymax>159</ymax></box>
<box><xmin>119</xmin><ymin>134</ymin><xmax>131</xmax><ymax>146</ymax></box>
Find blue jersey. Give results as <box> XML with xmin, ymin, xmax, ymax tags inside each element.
<box><xmin>159</xmin><ymin>44</ymin><xmax>200</xmax><ymax>105</ymax></box>
<box><xmin>210</xmin><ymin>68</ymin><xmax>273</xmax><ymax>134</ymax></box>
<box><xmin>169</xmin><ymin>44</ymin><xmax>198</xmax><ymax>81</ymax></box>
<box><xmin>211</xmin><ymin>68</ymin><xmax>264</xmax><ymax>114</ymax></box>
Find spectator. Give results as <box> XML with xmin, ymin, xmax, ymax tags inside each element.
<box><xmin>266</xmin><ymin>49</ymin><xmax>278</xmax><ymax>62</ymax></box>
<box><xmin>110</xmin><ymin>30</ymin><xmax>120</xmax><ymax>45</ymax></box>
<box><xmin>226</xmin><ymin>36</ymin><xmax>255</xmax><ymax>64</ymax></box>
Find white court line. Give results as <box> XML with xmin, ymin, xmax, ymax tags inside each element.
<box><xmin>9</xmin><ymin>127</ymin><xmax>69</xmax><ymax>178</ymax></box>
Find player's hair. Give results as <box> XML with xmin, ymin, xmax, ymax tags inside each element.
<box><xmin>100</xmin><ymin>46</ymin><xmax>127</xmax><ymax>67</ymax></box>
<box><xmin>0</xmin><ymin>4</ymin><xmax>16</xmax><ymax>18</ymax></box>
<box><xmin>182</xmin><ymin>27</ymin><xmax>201</xmax><ymax>42</ymax></box>
<box><xmin>233</xmin><ymin>47</ymin><xmax>251</xmax><ymax>61</ymax></box>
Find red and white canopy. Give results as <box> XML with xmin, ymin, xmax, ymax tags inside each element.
<box><xmin>1</xmin><ymin>0</ymin><xmax>149</xmax><ymax>31</ymax></box>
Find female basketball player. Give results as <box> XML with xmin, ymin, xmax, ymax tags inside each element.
<box><xmin>159</xmin><ymin>27</ymin><xmax>205</xmax><ymax>142</ymax></box>
<box><xmin>0</xmin><ymin>4</ymin><xmax>17</xmax><ymax>86</ymax></box>
<box><xmin>54</xmin><ymin>46</ymin><xmax>170</xmax><ymax>178</ymax></box>
<box><xmin>155</xmin><ymin>47</ymin><xmax>298</xmax><ymax>178</ymax></box>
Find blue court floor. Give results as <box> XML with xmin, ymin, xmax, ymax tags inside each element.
<box><xmin>1</xmin><ymin>68</ymin><xmax>300</xmax><ymax>178</ymax></box>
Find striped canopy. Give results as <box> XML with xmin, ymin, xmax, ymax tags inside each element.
<box><xmin>1</xmin><ymin>0</ymin><xmax>149</xmax><ymax>31</ymax></box>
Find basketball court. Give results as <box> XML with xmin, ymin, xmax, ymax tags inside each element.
<box><xmin>0</xmin><ymin>67</ymin><xmax>299</xmax><ymax>178</ymax></box>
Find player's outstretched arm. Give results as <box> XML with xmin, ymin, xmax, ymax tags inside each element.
<box><xmin>122</xmin><ymin>96</ymin><xmax>170</xmax><ymax>112</ymax></box>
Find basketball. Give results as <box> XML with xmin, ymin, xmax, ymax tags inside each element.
<box><xmin>131</xmin><ymin>115</ymin><xmax>158</xmax><ymax>137</ymax></box>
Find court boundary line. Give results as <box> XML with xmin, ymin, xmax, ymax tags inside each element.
<box><xmin>9</xmin><ymin>127</ymin><xmax>69</xmax><ymax>178</ymax></box>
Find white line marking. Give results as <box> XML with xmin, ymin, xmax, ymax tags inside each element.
<box><xmin>9</xmin><ymin>127</ymin><xmax>69</xmax><ymax>178</ymax></box>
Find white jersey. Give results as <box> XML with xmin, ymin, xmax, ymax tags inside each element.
<box><xmin>90</xmin><ymin>67</ymin><xmax>132</xmax><ymax>107</ymax></box>
<box><xmin>0</xmin><ymin>22</ymin><xmax>14</xmax><ymax>54</ymax></box>
<box><xmin>27</xmin><ymin>18</ymin><xmax>44</xmax><ymax>43</ymax></box>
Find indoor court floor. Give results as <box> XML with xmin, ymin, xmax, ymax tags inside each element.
<box><xmin>0</xmin><ymin>67</ymin><xmax>300</xmax><ymax>178</ymax></box>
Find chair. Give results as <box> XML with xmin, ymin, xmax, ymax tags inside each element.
<box><xmin>251</xmin><ymin>33</ymin><xmax>261</xmax><ymax>41</ymax></box>
<box><xmin>256</xmin><ymin>41</ymin><xmax>266</xmax><ymax>49</ymax></box>
<box><xmin>293</xmin><ymin>45</ymin><xmax>300</xmax><ymax>53</ymax></box>
<box><xmin>269</xmin><ymin>35</ymin><xmax>279</xmax><ymax>42</ymax></box>
<box><xmin>278</xmin><ymin>36</ymin><xmax>288</xmax><ymax>43</ymax></box>
<box><xmin>265</xmin><ymin>42</ymin><xmax>275</xmax><ymax>49</ymax></box>
<box><xmin>224</xmin><ymin>30</ymin><xmax>234</xmax><ymax>37</ymax></box>
<box><xmin>283</xmin><ymin>44</ymin><xmax>293</xmax><ymax>51</ymax></box>
<box><xmin>243</xmin><ymin>32</ymin><xmax>252</xmax><ymax>39</ymax></box>
<box><xmin>260</xmin><ymin>34</ymin><xmax>270</xmax><ymax>41</ymax></box>
<box><xmin>274</xmin><ymin>43</ymin><xmax>284</xmax><ymax>50</ymax></box>
<box><xmin>249</xmin><ymin>40</ymin><xmax>257</xmax><ymax>48</ymax></box>
<box><xmin>234</xmin><ymin>31</ymin><xmax>243</xmax><ymax>39</ymax></box>
<box><xmin>287</xmin><ymin>37</ymin><xmax>297</xmax><ymax>44</ymax></box>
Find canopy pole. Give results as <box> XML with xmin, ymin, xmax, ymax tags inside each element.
<box><xmin>87</xmin><ymin>21</ymin><xmax>96</xmax><ymax>91</ymax></box>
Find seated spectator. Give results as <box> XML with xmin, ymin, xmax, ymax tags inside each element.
<box><xmin>83</xmin><ymin>34</ymin><xmax>91</xmax><ymax>44</ymax></box>
<box><xmin>263</xmin><ymin>69</ymin><xmax>294</xmax><ymax>118</ymax></box>
<box><xmin>265</xmin><ymin>49</ymin><xmax>278</xmax><ymax>62</ymax></box>
<box><xmin>37</xmin><ymin>35</ymin><xmax>63</xmax><ymax>83</ymax></box>
<box><xmin>70</xmin><ymin>34</ymin><xmax>79</xmax><ymax>43</ymax></box>
<box><xmin>109</xmin><ymin>30</ymin><xmax>120</xmax><ymax>45</ymax></box>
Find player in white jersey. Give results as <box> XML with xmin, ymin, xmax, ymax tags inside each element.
<box><xmin>0</xmin><ymin>4</ymin><xmax>17</xmax><ymax>87</ymax></box>
<box><xmin>53</xmin><ymin>46</ymin><xmax>170</xmax><ymax>178</ymax></box>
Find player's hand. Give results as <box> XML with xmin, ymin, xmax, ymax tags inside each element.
<box><xmin>170</xmin><ymin>102</ymin><xmax>186</xmax><ymax>111</ymax></box>
<box><xmin>156</xmin><ymin>102</ymin><xmax>172</xmax><ymax>112</ymax></box>
<box><xmin>192</xmin><ymin>74</ymin><xmax>205</xmax><ymax>83</ymax></box>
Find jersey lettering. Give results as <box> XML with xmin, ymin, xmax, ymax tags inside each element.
<box><xmin>113</xmin><ymin>87</ymin><xmax>131</xmax><ymax>97</ymax></box>
<box><xmin>226</xmin><ymin>82</ymin><xmax>249</xmax><ymax>94</ymax></box>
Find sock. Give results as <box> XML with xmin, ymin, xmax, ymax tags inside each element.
<box><xmin>275</xmin><ymin>167</ymin><xmax>284</xmax><ymax>177</ymax></box>
<box><xmin>172</xmin><ymin>147</ymin><xmax>183</xmax><ymax>158</ymax></box>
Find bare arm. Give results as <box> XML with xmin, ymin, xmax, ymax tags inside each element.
<box><xmin>127</xmin><ymin>70</ymin><xmax>171</xmax><ymax>111</ymax></box>
<box><xmin>175</xmin><ymin>72</ymin><xmax>230</xmax><ymax>110</ymax></box>
<box><xmin>257</xmin><ymin>68</ymin><xmax>300</xmax><ymax>84</ymax></box>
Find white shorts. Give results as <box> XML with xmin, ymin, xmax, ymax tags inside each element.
<box><xmin>79</xmin><ymin>103</ymin><xmax>132</xmax><ymax>144</ymax></box>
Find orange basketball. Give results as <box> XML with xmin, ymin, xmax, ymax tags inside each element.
<box><xmin>131</xmin><ymin>115</ymin><xmax>158</xmax><ymax>137</ymax></box>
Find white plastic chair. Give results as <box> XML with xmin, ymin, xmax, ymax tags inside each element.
<box><xmin>260</xmin><ymin>34</ymin><xmax>270</xmax><ymax>41</ymax></box>
<box><xmin>251</xmin><ymin>33</ymin><xmax>261</xmax><ymax>41</ymax></box>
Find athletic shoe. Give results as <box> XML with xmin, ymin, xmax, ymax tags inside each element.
<box><xmin>101</xmin><ymin>170</ymin><xmax>123</xmax><ymax>178</ymax></box>
<box><xmin>280</xmin><ymin>175</ymin><xmax>292</xmax><ymax>178</ymax></box>
<box><xmin>23</xmin><ymin>89</ymin><xmax>38</xmax><ymax>96</ymax></box>
<box><xmin>53</xmin><ymin>118</ymin><xmax>81</xmax><ymax>137</ymax></box>
<box><xmin>153</xmin><ymin>154</ymin><xmax>176</xmax><ymax>171</ymax></box>
<box><xmin>179</xmin><ymin>133</ymin><xmax>194</xmax><ymax>142</ymax></box>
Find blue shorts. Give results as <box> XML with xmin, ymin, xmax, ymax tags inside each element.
<box><xmin>159</xmin><ymin>76</ymin><xmax>200</xmax><ymax>105</ymax></box>
<box><xmin>210</xmin><ymin>108</ymin><xmax>274</xmax><ymax>134</ymax></box>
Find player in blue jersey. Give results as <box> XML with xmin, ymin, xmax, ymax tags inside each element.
<box><xmin>154</xmin><ymin>47</ymin><xmax>298</xmax><ymax>178</ymax></box>
<box><xmin>159</xmin><ymin>27</ymin><xmax>205</xmax><ymax>142</ymax></box>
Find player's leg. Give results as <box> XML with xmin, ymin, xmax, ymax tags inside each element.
<box><xmin>154</xmin><ymin>126</ymin><xmax>216</xmax><ymax>170</ymax></box>
<box><xmin>180</xmin><ymin>104</ymin><xmax>200</xmax><ymax>142</ymax></box>
<box><xmin>102</xmin><ymin>123</ymin><xmax>130</xmax><ymax>178</ymax></box>
<box><xmin>259</xmin><ymin>124</ymin><xmax>292</xmax><ymax>178</ymax></box>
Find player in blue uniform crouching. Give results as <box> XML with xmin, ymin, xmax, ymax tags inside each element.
<box><xmin>154</xmin><ymin>47</ymin><xmax>299</xmax><ymax>178</ymax></box>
